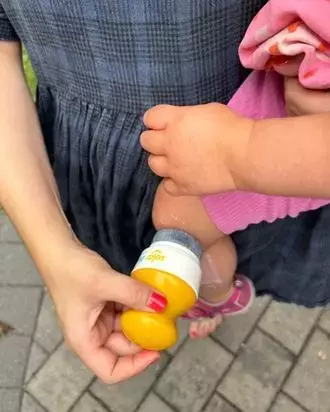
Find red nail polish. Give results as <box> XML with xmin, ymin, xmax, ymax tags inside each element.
<box><xmin>147</xmin><ymin>292</ymin><xmax>167</xmax><ymax>312</ymax></box>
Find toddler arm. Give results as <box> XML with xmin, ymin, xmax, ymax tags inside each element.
<box><xmin>240</xmin><ymin>112</ymin><xmax>330</xmax><ymax>198</ymax></box>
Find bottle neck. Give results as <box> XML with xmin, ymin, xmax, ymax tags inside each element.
<box><xmin>133</xmin><ymin>240</ymin><xmax>202</xmax><ymax>297</ymax></box>
<box><xmin>152</xmin><ymin>229</ymin><xmax>202</xmax><ymax>260</ymax></box>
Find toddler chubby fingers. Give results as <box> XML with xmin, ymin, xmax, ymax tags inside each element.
<box><xmin>162</xmin><ymin>179</ymin><xmax>182</xmax><ymax>196</ymax></box>
<box><xmin>143</xmin><ymin>104</ymin><xmax>178</xmax><ymax>130</ymax></box>
<box><xmin>148</xmin><ymin>155</ymin><xmax>169</xmax><ymax>178</ymax></box>
<box><xmin>140</xmin><ymin>130</ymin><xmax>166</xmax><ymax>155</ymax></box>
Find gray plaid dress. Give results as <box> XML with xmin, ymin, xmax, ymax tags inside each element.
<box><xmin>1</xmin><ymin>0</ymin><xmax>330</xmax><ymax>307</ymax></box>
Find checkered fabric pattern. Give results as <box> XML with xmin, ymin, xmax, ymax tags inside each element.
<box><xmin>1</xmin><ymin>0</ymin><xmax>330</xmax><ymax>307</ymax></box>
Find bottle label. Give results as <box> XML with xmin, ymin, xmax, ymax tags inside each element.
<box><xmin>132</xmin><ymin>241</ymin><xmax>202</xmax><ymax>297</ymax></box>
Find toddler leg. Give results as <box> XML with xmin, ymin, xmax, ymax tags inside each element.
<box><xmin>153</xmin><ymin>182</ymin><xmax>234</xmax><ymax>298</ymax></box>
<box><xmin>200</xmin><ymin>236</ymin><xmax>237</xmax><ymax>303</ymax></box>
<box><xmin>153</xmin><ymin>182</ymin><xmax>255</xmax><ymax>338</ymax></box>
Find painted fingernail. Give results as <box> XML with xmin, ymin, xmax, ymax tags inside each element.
<box><xmin>147</xmin><ymin>292</ymin><xmax>167</xmax><ymax>312</ymax></box>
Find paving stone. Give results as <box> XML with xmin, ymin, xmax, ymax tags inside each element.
<box><xmin>91</xmin><ymin>353</ymin><xmax>169</xmax><ymax>412</ymax></box>
<box><xmin>318</xmin><ymin>308</ymin><xmax>330</xmax><ymax>334</ymax></box>
<box><xmin>25</xmin><ymin>342</ymin><xmax>48</xmax><ymax>383</ymax></box>
<box><xmin>284</xmin><ymin>329</ymin><xmax>330</xmax><ymax>412</ymax></box>
<box><xmin>212</xmin><ymin>296</ymin><xmax>270</xmax><ymax>353</ymax></box>
<box><xmin>137</xmin><ymin>393</ymin><xmax>174</xmax><ymax>412</ymax></box>
<box><xmin>0</xmin><ymin>334</ymin><xmax>30</xmax><ymax>387</ymax></box>
<box><xmin>156</xmin><ymin>338</ymin><xmax>232</xmax><ymax>412</ymax></box>
<box><xmin>0</xmin><ymin>243</ymin><xmax>42</xmax><ymax>286</ymax></box>
<box><xmin>167</xmin><ymin>318</ymin><xmax>190</xmax><ymax>355</ymax></box>
<box><xmin>204</xmin><ymin>394</ymin><xmax>239</xmax><ymax>412</ymax></box>
<box><xmin>0</xmin><ymin>214</ymin><xmax>21</xmax><ymax>242</ymax></box>
<box><xmin>259</xmin><ymin>301</ymin><xmax>321</xmax><ymax>354</ymax></box>
<box><xmin>270</xmin><ymin>394</ymin><xmax>305</xmax><ymax>412</ymax></box>
<box><xmin>27</xmin><ymin>343</ymin><xmax>94</xmax><ymax>412</ymax></box>
<box><xmin>0</xmin><ymin>286</ymin><xmax>42</xmax><ymax>335</ymax></box>
<box><xmin>0</xmin><ymin>388</ymin><xmax>21</xmax><ymax>412</ymax></box>
<box><xmin>71</xmin><ymin>393</ymin><xmax>108</xmax><ymax>412</ymax></box>
<box><xmin>218</xmin><ymin>330</ymin><xmax>293</xmax><ymax>412</ymax></box>
<box><xmin>22</xmin><ymin>393</ymin><xmax>46</xmax><ymax>412</ymax></box>
<box><xmin>34</xmin><ymin>293</ymin><xmax>63</xmax><ymax>352</ymax></box>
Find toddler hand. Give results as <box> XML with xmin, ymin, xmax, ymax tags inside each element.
<box><xmin>142</xmin><ymin>103</ymin><xmax>253</xmax><ymax>196</ymax></box>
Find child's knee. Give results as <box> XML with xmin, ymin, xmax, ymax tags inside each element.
<box><xmin>152</xmin><ymin>182</ymin><xmax>187</xmax><ymax>231</ymax></box>
<box><xmin>153</xmin><ymin>182</ymin><xmax>223</xmax><ymax>247</ymax></box>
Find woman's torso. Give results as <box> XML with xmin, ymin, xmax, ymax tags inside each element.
<box><xmin>4</xmin><ymin>0</ymin><xmax>330</xmax><ymax>308</ymax></box>
<box><xmin>3</xmin><ymin>0</ymin><xmax>265</xmax><ymax>269</ymax></box>
<box><xmin>4</xmin><ymin>0</ymin><xmax>265</xmax><ymax>111</ymax></box>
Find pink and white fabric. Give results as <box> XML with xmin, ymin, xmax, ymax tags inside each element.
<box><xmin>203</xmin><ymin>0</ymin><xmax>330</xmax><ymax>235</ymax></box>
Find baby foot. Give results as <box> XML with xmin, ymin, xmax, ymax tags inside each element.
<box><xmin>183</xmin><ymin>275</ymin><xmax>255</xmax><ymax>339</ymax></box>
<box><xmin>189</xmin><ymin>314</ymin><xmax>223</xmax><ymax>339</ymax></box>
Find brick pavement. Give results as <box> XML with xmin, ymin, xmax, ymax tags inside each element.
<box><xmin>1</xmin><ymin>211</ymin><xmax>330</xmax><ymax>412</ymax></box>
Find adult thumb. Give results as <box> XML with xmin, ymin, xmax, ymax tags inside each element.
<box><xmin>100</xmin><ymin>271</ymin><xmax>167</xmax><ymax>312</ymax></box>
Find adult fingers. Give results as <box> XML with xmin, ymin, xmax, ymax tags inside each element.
<box><xmin>104</xmin><ymin>313</ymin><xmax>141</xmax><ymax>356</ymax></box>
<box><xmin>105</xmin><ymin>331</ymin><xmax>141</xmax><ymax>356</ymax></box>
<box><xmin>76</xmin><ymin>339</ymin><xmax>158</xmax><ymax>383</ymax></box>
<box><xmin>65</xmin><ymin>311</ymin><xmax>158</xmax><ymax>383</ymax></box>
<box><xmin>106</xmin><ymin>351</ymin><xmax>160</xmax><ymax>383</ymax></box>
<box><xmin>98</xmin><ymin>271</ymin><xmax>167</xmax><ymax>313</ymax></box>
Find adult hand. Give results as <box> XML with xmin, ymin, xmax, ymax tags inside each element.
<box><xmin>284</xmin><ymin>77</ymin><xmax>330</xmax><ymax>116</ymax></box>
<box><xmin>141</xmin><ymin>104</ymin><xmax>253</xmax><ymax>196</ymax></box>
<box><xmin>43</xmin><ymin>243</ymin><xmax>167</xmax><ymax>383</ymax></box>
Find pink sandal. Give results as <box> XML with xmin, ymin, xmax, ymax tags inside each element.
<box><xmin>183</xmin><ymin>274</ymin><xmax>255</xmax><ymax>319</ymax></box>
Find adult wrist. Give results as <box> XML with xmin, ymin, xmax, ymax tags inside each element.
<box><xmin>23</xmin><ymin>213</ymin><xmax>81</xmax><ymax>282</ymax></box>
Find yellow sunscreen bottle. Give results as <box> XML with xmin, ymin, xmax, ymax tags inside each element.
<box><xmin>121</xmin><ymin>229</ymin><xmax>202</xmax><ymax>351</ymax></box>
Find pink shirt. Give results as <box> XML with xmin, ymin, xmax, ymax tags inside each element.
<box><xmin>203</xmin><ymin>0</ymin><xmax>330</xmax><ymax>234</ymax></box>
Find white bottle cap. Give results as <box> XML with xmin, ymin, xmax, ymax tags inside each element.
<box><xmin>133</xmin><ymin>230</ymin><xmax>202</xmax><ymax>297</ymax></box>
<box><xmin>152</xmin><ymin>229</ymin><xmax>202</xmax><ymax>259</ymax></box>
